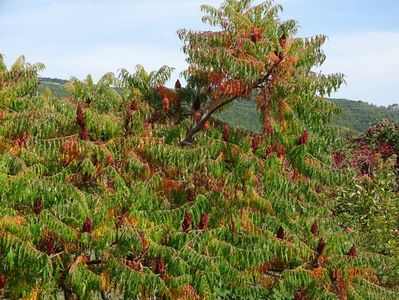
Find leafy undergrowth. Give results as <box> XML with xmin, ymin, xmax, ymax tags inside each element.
<box><xmin>333</xmin><ymin>121</ymin><xmax>399</xmax><ymax>289</ymax></box>
<box><xmin>0</xmin><ymin>60</ymin><xmax>398</xmax><ymax>300</ymax></box>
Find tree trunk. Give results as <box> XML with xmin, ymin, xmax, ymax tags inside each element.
<box><xmin>180</xmin><ymin>96</ymin><xmax>238</xmax><ymax>146</ymax></box>
<box><xmin>179</xmin><ymin>60</ymin><xmax>281</xmax><ymax>146</ymax></box>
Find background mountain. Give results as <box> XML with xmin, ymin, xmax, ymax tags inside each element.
<box><xmin>39</xmin><ymin>78</ymin><xmax>399</xmax><ymax>133</ymax></box>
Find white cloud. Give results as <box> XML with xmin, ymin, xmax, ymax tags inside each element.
<box><xmin>321</xmin><ymin>32</ymin><xmax>399</xmax><ymax>105</ymax></box>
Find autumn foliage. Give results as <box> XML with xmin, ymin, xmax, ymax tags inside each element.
<box><xmin>0</xmin><ymin>1</ymin><xmax>398</xmax><ymax>300</ymax></box>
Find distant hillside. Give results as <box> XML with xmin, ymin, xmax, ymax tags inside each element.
<box><xmin>39</xmin><ymin>78</ymin><xmax>399</xmax><ymax>133</ymax></box>
<box><xmin>38</xmin><ymin>78</ymin><xmax>70</xmax><ymax>98</ymax></box>
<box><xmin>217</xmin><ymin>98</ymin><xmax>399</xmax><ymax>133</ymax></box>
<box><xmin>329</xmin><ymin>98</ymin><xmax>399</xmax><ymax>132</ymax></box>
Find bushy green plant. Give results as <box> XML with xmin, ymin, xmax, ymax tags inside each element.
<box><xmin>1</xmin><ymin>2</ymin><xmax>398</xmax><ymax>299</ymax></box>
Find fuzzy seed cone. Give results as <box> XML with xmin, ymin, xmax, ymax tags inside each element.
<box><xmin>298</xmin><ymin>130</ymin><xmax>309</xmax><ymax>145</ymax></box>
<box><xmin>251</xmin><ymin>27</ymin><xmax>261</xmax><ymax>43</ymax></box>
<box><xmin>82</xmin><ymin>217</ymin><xmax>92</xmax><ymax>233</ymax></box>
<box><xmin>186</xmin><ymin>190</ymin><xmax>195</xmax><ymax>202</ymax></box>
<box><xmin>279</xmin><ymin>34</ymin><xmax>287</xmax><ymax>49</ymax></box>
<box><xmin>76</xmin><ymin>104</ymin><xmax>85</xmax><ymax>128</ymax></box>
<box><xmin>0</xmin><ymin>275</ymin><xmax>6</xmax><ymax>290</ymax></box>
<box><xmin>182</xmin><ymin>211</ymin><xmax>192</xmax><ymax>233</ymax></box>
<box><xmin>80</xmin><ymin>127</ymin><xmax>90</xmax><ymax>140</ymax></box>
<box><xmin>311</xmin><ymin>222</ymin><xmax>318</xmax><ymax>236</ymax></box>
<box><xmin>276</xmin><ymin>226</ymin><xmax>285</xmax><ymax>239</ymax></box>
<box><xmin>199</xmin><ymin>213</ymin><xmax>209</xmax><ymax>230</ymax></box>
<box><xmin>316</xmin><ymin>238</ymin><xmax>325</xmax><ymax>254</ymax></box>
<box><xmin>193</xmin><ymin>96</ymin><xmax>201</xmax><ymax>112</ymax></box>
<box><xmin>34</xmin><ymin>199</ymin><xmax>43</xmax><ymax>215</ymax></box>
<box><xmin>175</xmin><ymin>79</ymin><xmax>182</xmax><ymax>89</ymax></box>
<box><xmin>44</xmin><ymin>233</ymin><xmax>55</xmax><ymax>254</ymax></box>
<box><xmin>155</xmin><ymin>258</ymin><xmax>166</xmax><ymax>275</ymax></box>
<box><xmin>222</xmin><ymin>124</ymin><xmax>230</xmax><ymax>142</ymax></box>
<box><xmin>348</xmin><ymin>244</ymin><xmax>357</xmax><ymax>258</ymax></box>
<box><xmin>162</xmin><ymin>97</ymin><xmax>170</xmax><ymax>112</ymax></box>
<box><xmin>251</xmin><ymin>136</ymin><xmax>260</xmax><ymax>153</ymax></box>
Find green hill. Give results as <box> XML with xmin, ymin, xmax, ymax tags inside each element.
<box><xmin>39</xmin><ymin>78</ymin><xmax>399</xmax><ymax>133</ymax></box>
<box><xmin>216</xmin><ymin>98</ymin><xmax>399</xmax><ymax>133</ymax></box>
<box><xmin>329</xmin><ymin>98</ymin><xmax>399</xmax><ymax>132</ymax></box>
<box><xmin>38</xmin><ymin>78</ymin><xmax>70</xmax><ymax>98</ymax></box>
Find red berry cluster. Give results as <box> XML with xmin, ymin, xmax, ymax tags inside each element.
<box><xmin>182</xmin><ymin>211</ymin><xmax>192</xmax><ymax>233</ymax></box>
<box><xmin>76</xmin><ymin>104</ymin><xmax>90</xmax><ymax>140</ymax></box>
<box><xmin>222</xmin><ymin>124</ymin><xmax>230</xmax><ymax>142</ymax></box>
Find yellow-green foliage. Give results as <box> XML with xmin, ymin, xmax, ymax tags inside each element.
<box><xmin>0</xmin><ymin>54</ymin><xmax>398</xmax><ymax>299</ymax></box>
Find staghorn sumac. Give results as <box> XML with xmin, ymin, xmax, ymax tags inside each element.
<box><xmin>311</xmin><ymin>222</ymin><xmax>318</xmax><ymax>236</ymax></box>
<box><xmin>317</xmin><ymin>238</ymin><xmax>325</xmax><ymax>255</ymax></box>
<box><xmin>43</xmin><ymin>232</ymin><xmax>55</xmax><ymax>254</ymax></box>
<box><xmin>76</xmin><ymin>104</ymin><xmax>85</xmax><ymax>128</ymax></box>
<box><xmin>199</xmin><ymin>213</ymin><xmax>209</xmax><ymax>230</ymax></box>
<box><xmin>80</xmin><ymin>127</ymin><xmax>90</xmax><ymax>140</ymax></box>
<box><xmin>222</xmin><ymin>124</ymin><xmax>230</xmax><ymax>142</ymax></box>
<box><xmin>82</xmin><ymin>217</ymin><xmax>92</xmax><ymax>233</ymax></box>
<box><xmin>250</xmin><ymin>27</ymin><xmax>261</xmax><ymax>43</ymax></box>
<box><xmin>175</xmin><ymin>79</ymin><xmax>182</xmax><ymax>89</ymax></box>
<box><xmin>33</xmin><ymin>199</ymin><xmax>43</xmax><ymax>215</ymax></box>
<box><xmin>347</xmin><ymin>244</ymin><xmax>357</xmax><ymax>258</ymax></box>
<box><xmin>182</xmin><ymin>211</ymin><xmax>192</xmax><ymax>233</ymax></box>
<box><xmin>193</xmin><ymin>96</ymin><xmax>201</xmax><ymax>112</ymax></box>
<box><xmin>298</xmin><ymin>130</ymin><xmax>309</xmax><ymax>145</ymax></box>
<box><xmin>276</xmin><ymin>226</ymin><xmax>285</xmax><ymax>239</ymax></box>
<box><xmin>0</xmin><ymin>275</ymin><xmax>6</xmax><ymax>290</ymax></box>
<box><xmin>162</xmin><ymin>97</ymin><xmax>170</xmax><ymax>112</ymax></box>
<box><xmin>155</xmin><ymin>257</ymin><xmax>166</xmax><ymax>275</ymax></box>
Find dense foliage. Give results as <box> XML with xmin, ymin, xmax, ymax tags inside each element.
<box><xmin>333</xmin><ymin>121</ymin><xmax>399</xmax><ymax>289</ymax></box>
<box><xmin>1</xmin><ymin>1</ymin><xmax>398</xmax><ymax>299</ymax></box>
<box><xmin>177</xmin><ymin>0</ymin><xmax>343</xmax><ymax>145</ymax></box>
<box><xmin>38</xmin><ymin>80</ymin><xmax>399</xmax><ymax>134</ymax></box>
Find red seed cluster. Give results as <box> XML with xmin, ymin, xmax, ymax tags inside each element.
<box><xmin>82</xmin><ymin>217</ymin><xmax>92</xmax><ymax>233</ymax></box>
<box><xmin>199</xmin><ymin>213</ymin><xmax>209</xmax><ymax>230</ymax></box>
<box><xmin>76</xmin><ymin>104</ymin><xmax>85</xmax><ymax>128</ymax></box>
<box><xmin>182</xmin><ymin>211</ymin><xmax>192</xmax><ymax>233</ymax></box>
<box><xmin>0</xmin><ymin>275</ymin><xmax>7</xmax><ymax>290</ymax></box>
<box><xmin>155</xmin><ymin>257</ymin><xmax>166</xmax><ymax>275</ymax></box>
<box><xmin>316</xmin><ymin>238</ymin><xmax>325</xmax><ymax>255</ymax></box>
<box><xmin>33</xmin><ymin>199</ymin><xmax>43</xmax><ymax>215</ymax></box>
<box><xmin>298</xmin><ymin>130</ymin><xmax>309</xmax><ymax>145</ymax></box>
<box><xmin>251</xmin><ymin>27</ymin><xmax>261</xmax><ymax>43</ymax></box>
<box><xmin>80</xmin><ymin>127</ymin><xmax>90</xmax><ymax>140</ymax></box>
<box><xmin>347</xmin><ymin>244</ymin><xmax>357</xmax><ymax>258</ymax></box>
<box><xmin>251</xmin><ymin>135</ymin><xmax>261</xmax><ymax>153</ymax></box>
<box><xmin>276</xmin><ymin>226</ymin><xmax>285</xmax><ymax>239</ymax></box>
<box><xmin>193</xmin><ymin>96</ymin><xmax>201</xmax><ymax>112</ymax></box>
<box><xmin>76</xmin><ymin>104</ymin><xmax>90</xmax><ymax>140</ymax></box>
<box><xmin>13</xmin><ymin>132</ymin><xmax>29</xmax><ymax>148</ymax></box>
<box><xmin>222</xmin><ymin>124</ymin><xmax>230</xmax><ymax>142</ymax></box>
<box><xmin>311</xmin><ymin>222</ymin><xmax>318</xmax><ymax>236</ymax></box>
<box><xmin>175</xmin><ymin>79</ymin><xmax>182</xmax><ymax>89</ymax></box>
<box><xmin>44</xmin><ymin>232</ymin><xmax>55</xmax><ymax>254</ymax></box>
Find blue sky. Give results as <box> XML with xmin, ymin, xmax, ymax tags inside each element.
<box><xmin>1</xmin><ymin>0</ymin><xmax>398</xmax><ymax>106</ymax></box>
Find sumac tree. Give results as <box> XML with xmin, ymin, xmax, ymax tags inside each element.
<box><xmin>178</xmin><ymin>0</ymin><xmax>343</xmax><ymax>145</ymax></box>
